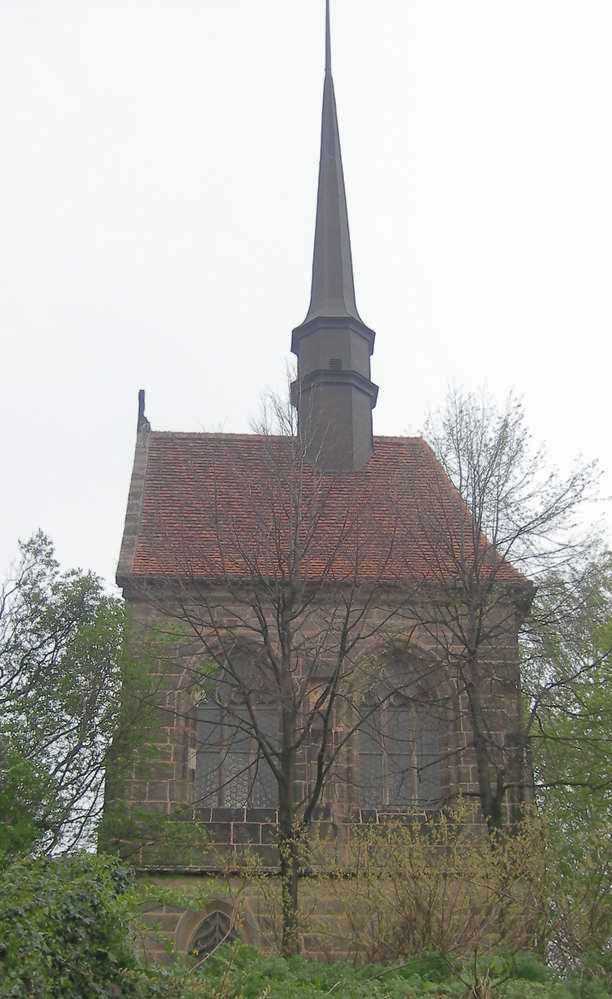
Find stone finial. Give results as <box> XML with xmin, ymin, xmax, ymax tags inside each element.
<box><xmin>137</xmin><ymin>389</ymin><xmax>151</xmax><ymax>434</ymax></box>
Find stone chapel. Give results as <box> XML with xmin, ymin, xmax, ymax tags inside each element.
<box><xmin>112</xmin><ymin>0</ymin><xmax>530</xmax><ymax>961</ymax></box>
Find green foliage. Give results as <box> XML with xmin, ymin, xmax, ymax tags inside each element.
<box><xmin>523</xmin><ymin>557</ymin><xmax>612</xmax><ymax>979</ymax></box>
<box><xmin>100</xmin><ymin>804</ymin><xmax>220</xmax><ymax>868</ymax></box>
<box><xmin>528</xmin><ymin>557</ymin><xmax>612</xmax><ymax>830</ymax></box>
<box><xmin>306</xmin><ymin>807</ymin><xmax>550</xmax><ymax>962</ymax></box>
<box><xmin>191</xmin><ymin>944</ymin><xmax>455</xmax><ymax>997</ymax></box>
<box><xmin>123</xmin><ymin>944</ymin><xmax>603</xmax><ymax>998</ymax></box>
<box><xmin>0</xmin><ymin>748</ymin><xmax>55</xmax><ymax>862</ymax></box>
<box><xmin>0</xmin><ymin>853</ymin><xmax>139</xmax><ymax>997</ymax></box>
<box><xmin>0</xmin><ymin>531</ymin><xmax>155</xmax><ymax>856</ymax></box>
<box><xmin>0</xmin><ymin>849</ymin><xmax>608</xmax><ymax>998</ymax></box>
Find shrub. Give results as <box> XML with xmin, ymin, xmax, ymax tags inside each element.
<box><xmin>123</xmin><ymin>943</ymin><xmax>598</xmax><ymax>998</ymax></box>
<box><xmin>0</xmin><ymin>853</ymin><xmax>139</xmax><ymax>997</ymax></box>
<box><xmin>305</xmin><ymin>807</ymin><xmax>549</xmax><ymax>963</ymax></box>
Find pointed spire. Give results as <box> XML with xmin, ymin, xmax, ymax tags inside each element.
<box><xmin>304</xmin><ymin>0</ymin><xmax>361</xmax><ymax>323</ymax></box>
<box><xmin>325</xmin><ymin>0</ymin><xmax>332</xmax><ymax>75</ymax></box>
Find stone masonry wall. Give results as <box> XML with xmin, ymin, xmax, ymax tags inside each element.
<box><xmin>106</xmin><ymin>588</ymin><xmax>527</xmax><ymax>869</ymax></box>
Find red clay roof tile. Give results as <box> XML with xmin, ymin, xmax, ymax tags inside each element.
<box><xmin>122</xmin><ymin>433</ymin><xmax>520</xmax><ymax>585</ymax></box>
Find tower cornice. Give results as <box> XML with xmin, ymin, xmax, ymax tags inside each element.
<box><xmin>290</xmin><ymin>369</ymin><xmax>379</xmax><ymax>409</ymax></box>
<box><xmin>291</xmin><ymin>315</ymin><xmax>376</xmax><ymax>356</ymax></box>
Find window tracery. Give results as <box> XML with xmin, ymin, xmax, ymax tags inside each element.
<box><xmin>358</xmin><ymin>688</ymin><xmax>443</xmax><ymax>810</ymax></box>
<box><xmin>195</xmin><ymin>693</ymin><xmax>278</xmax><ymax>808</ymax></box>
<box><xmin>191</xmin><ymin>910</ymin><xmax>237</xmax><ymax>959</ymax></box>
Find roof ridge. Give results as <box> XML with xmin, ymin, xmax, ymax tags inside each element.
<box><xmin>150</xmin><ymin>431</ymin><xmax>288</xmax><ymax>442</ymax></box>
<box><xmin>148</xmin><ymin>430</ymin><xmax>424</xmax><ymax>444</ymax></box>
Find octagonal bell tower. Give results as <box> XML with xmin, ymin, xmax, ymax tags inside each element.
<box><xmin>291</xmin><ymin>0</ymin><xmax>378</xmax><ymax>472</ymax></box>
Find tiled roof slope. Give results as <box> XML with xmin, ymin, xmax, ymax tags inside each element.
<box><xmin>117</xmin><ymin>432</ymin><xmax>521</xmax><ymax>586</ymax></box>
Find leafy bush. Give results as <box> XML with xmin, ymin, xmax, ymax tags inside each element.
<box><xmin>304</xmin><ymin>807</ymin><xmax>550</xmax><ymax>963</ymax></box>
<box><xmin>124</xmin><ymin>943</ymin><xmax>603</xmax><ymax>998</ymax></box>
<box><xmin>0</xmin><ymin>849</ymin><xmax>608</xmax><ymax>997</ymax></box>
<box><xmin>0</xmin><ymin>750</ymin><xmax>54</xmax><ymax>863</ymax></box>
<box><xmin>0</xmin><ymin>853</ymin><xmax>139</xmax><ymax>997</ymax></box>
<box><xmin>0</xmin><ymin>533</ymin><xmax>158</xmax><ymax>858</ymax></box>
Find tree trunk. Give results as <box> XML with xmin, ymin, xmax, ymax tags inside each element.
<box><xmin>278</xmin><ymin>798</ymin><xmax>300</xmax><ymax>956</ymax></box>
<box><xmin>279</xmin><ymin>829</ymin><xmax>300</xmax><ymax>956</ymax></box>
<box><xmin>464</xmin><ymin>657</ymin><xmax>505</xmax><ymax>834</ymax></box>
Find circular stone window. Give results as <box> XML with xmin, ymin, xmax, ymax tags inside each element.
<box><xmin>191</xmin><ymin>910</ymin><xmax>238</xmax><ymax>960</ymax></box>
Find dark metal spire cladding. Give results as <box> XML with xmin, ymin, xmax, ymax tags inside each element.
<box><xmin>290</xmin><ymin>0</ymin><xmax>377</xmax><ymax>472</ymax></box>
<box><xmin>304</xmin><ymin>0</ymin><xmax>361</xmax><ymax>323</ymax></box>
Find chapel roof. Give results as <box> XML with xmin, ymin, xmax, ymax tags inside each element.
<box><xmin>117</xmin><ymin>430</ymin><xmax>522</xmax><ymax>588</ymax></box>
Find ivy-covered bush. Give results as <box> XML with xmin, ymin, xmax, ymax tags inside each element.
<box><xmin>0</xmin><ymin>853</ymin><xmax>139</xmax><ymax>997</ymax></box>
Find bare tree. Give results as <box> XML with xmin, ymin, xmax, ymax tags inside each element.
<box><xmin>397</xmin><ymin>388</ymin><xmax>605</xmax><ymax>831</ymax></box>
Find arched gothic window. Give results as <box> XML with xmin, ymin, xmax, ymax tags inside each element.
<box><xmin>196</xmin><ymin>700</ymin><xmax>278</xmax><ymax>809</ymax></box>
<box><xmin>191</xmin><ymin>910</ymin><xmax>238</xmax><ymax>959</ymax></box>
<box><xmin>358</xmin><ymin>693</ymin><xmax>443</xmax><ymax>809</ymax></box>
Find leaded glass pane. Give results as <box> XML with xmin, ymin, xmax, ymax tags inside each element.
<box><xmin>221</xmin><ymin>707</ymin><xmax>252</xmax><ymax>806</ymax></box>
<box><xmin>195</xmin><ymin>703</ymin><xmax>222</xmax><ymax>807</ymax></box>
<box><xmin>359</xmin><ymin>710</ymin><xmax>385</xmax><ymax>807</ymax></box>
<box><xmin>195</xmin><ymin>700</ymin><xmax>279</xmax><ymax>808</ymax></box>
<box><xmin>251</xmin><ymin>706</ymin><xmax>278</xmax><ymax>807</ymax></box>
<box><xmin>388</xmin><ymin>702</ymin><xmax>417</xmax><ymax>806</ymax></box>
<box><xmin>251</xmin><ymin>753</ymin><xmax>277</xmax><ymax>807</ymax></box>
<box><xmin>417</xmin><ymin>721</ymin><xmax>441</xmax><ymax>808</ymax></box>
<box><xmin>388</xmin><ymin>755</ymin><xmax>414</xmax><ymax>805</ymax></box>
<box><xmin>360</xmin><ymin>749</ymin><xmax>384</xmax><ymax>807</ymax></box>
<box><xmin>223</xmin><ymin>751</ymin><xmax>251</xmax><ymax>807</ymax></box>
<box><xmin>356</xmin><ymin>671</ymin><xmax>447</xmax><ymax>812</ymax></box>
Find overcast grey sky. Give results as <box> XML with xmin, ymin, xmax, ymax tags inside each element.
<box><xmin>1</xmin><ymin>0</ymin><xmax>610</xmax><ymax>588</ymax></box>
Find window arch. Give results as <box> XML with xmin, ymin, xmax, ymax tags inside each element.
<box><xmin>358</xmin><ymin>692</ymin><xmax>443</xmax><ymax>810</ymax></box>
<box><xmin>195</xmin><ymin>698</ymin><xmax>278</xmax><ymax>809</ymax></box>
<box><xmin>190</xmin><ymin>910</ymin><xmax>238</xmax><ymax>959</ymax></box>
